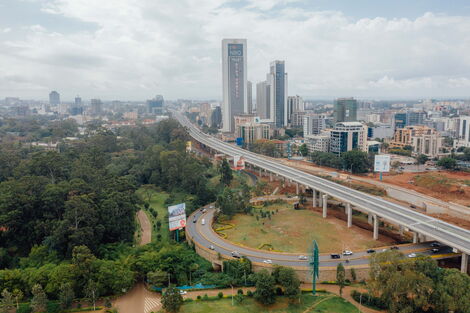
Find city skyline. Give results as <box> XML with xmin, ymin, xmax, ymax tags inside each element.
<box><xmin>1</xmin><ymin>0</ymin><xmax>470</xmax><ymax>100</ymax></box>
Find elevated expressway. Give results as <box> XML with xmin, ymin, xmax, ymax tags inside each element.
<box><xmin>174</xmin><ymin>112</ymin><xmax>470</xmax><ymax>273</ymax></box>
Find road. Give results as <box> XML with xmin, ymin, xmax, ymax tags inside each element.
<box><xmin>174</xmin><ymin>111</ymin><xmax>470</xmax><ymax>256</ymax></box>
<box><xmin>188</xmin><ymin>206</ymin><xmax>454</xmax><ymax>268</ymax></box>
<box><xmin>137</xmin><ymin>210</ymin><xmax>152</xmax><ymax>245</ymax></box>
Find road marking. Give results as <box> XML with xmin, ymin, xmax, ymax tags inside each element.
<box><xmin>144</xmin><ymin>296</ymin><xmax>161</xmax><ymax>313</ymax></box>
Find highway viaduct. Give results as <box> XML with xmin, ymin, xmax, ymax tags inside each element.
<box><xmin>173</xmin><ymin>111</ymin><xmax>470</xmax><ymax>273</ymax></box>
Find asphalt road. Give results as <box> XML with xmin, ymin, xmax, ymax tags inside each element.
<box><xmin>174</xmin><ymin>111</ymin><xmax>470</xmax><ymax>256</ymax></box>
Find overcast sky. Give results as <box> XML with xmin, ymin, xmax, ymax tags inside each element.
<box><xmin>1</xmin><ymin>0</ymin><xmax>470</xmax><ymax>101</ymax></box>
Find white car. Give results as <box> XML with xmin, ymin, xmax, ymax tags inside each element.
<box><xmin>179</xmin><ymin>290</ymin><xmax>187</xmax><ymax>295</ymax></box>
<box><xmin>298</xmin><ymin>255</ymin><xmax>308</xmax><ymax>260</ymax></box>
<box><xmin>263</xmin><ymin>259</ymin><xmax>272</xmax><ymax>264</ymax></box>
<box><xmin>209</xmin><ymin>245</ymin><xmax>215</xmax><ymax>250</ymax></box>
<box><xmin>342</xmin><ymin>250</ymin><xmax>353</xmax><ymax>256</ymax></box>
<box><xmin>408</xmin><ymin>253</ymin><xmax>417</xmax><ymax>258</ymax></box>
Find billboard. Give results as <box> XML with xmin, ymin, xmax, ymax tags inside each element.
<box><xmin>186</xmin><ymin>141</ymin><xmax>192</xmax><ymax>152</ymax></box>
<box><xmin>374</xmin><ymin>155</ymin><xmax>390</xmax><ymax>172</ymax></box>
<box><xmin>232</xmin><ymin>155</ymin><xmax>245</xmax><ymax>170</ymax></box>
<box><xmin>168</xmin><ymin>203</ymin><xmax>186</xmax><ymax>231</ymax></box>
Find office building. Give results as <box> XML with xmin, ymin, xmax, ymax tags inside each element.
<box><xmin>334</xmin><ymin>98</ymin><xmax>357</xmax><ymax>123</ymax></box>
<box><xmin>394</xmin><ymin>111</ymin><xmax>426</xmax><ymax>129</ymax></box>
<box><xmin>211</xmin><ymin>106</ymin><xmax>222</xmax><ymax>128</ymax></box>
<box><xmin>90</xmin><ymin>99</ymin><xmax>102</xmax><ymax>116</ymax></box>
<box><xmin>234</xmin><ymin>114</ymin><xmax>270</xmax><ymax>144</ymax></box>
<box><xmin>290</xmin><ymin>111</ymin><xmax>306</xmax><ymax>128</ymax></box>
<box><xmin>247</xmin><ymin>81</ymin><xmax>253</xmax><ymax>114</ymax></box>
<box><xmin>390</xmin><ymin>125</ymin><xmax>442</xmax><ymax>157</ymax></box>
<box><xmin>70</xmin><ymin>96</ymin><xmax>83</xmax><ymax>115</ymax></box>
<box><xmin>147</xmin><ymin>95</ymin><xmax>164</xmax><ymax>115</ymax></box>
<box><xmin>222</xmin><ymin>39</ymin><xmax>247</xmax><ymax>132</ymax></box>
<box><xmin>303</xmin><ymin>114</ymin><xmax>328</xmax><ymax>136</ymax></box>
<box><xmin>454</xmin><ymin>116</ymin><xmax>470</xmax><ymax>148</ymax></box>
<box><xmin>305</xmin><ymin>133</ymin><xmax>330</xmax><ymax>153</ymax></box>
<box><xmin>49</xmin><ymin>91</ymin><xmax>60</xmax><ymax>106</ymax></box>
<box><xmin>268</xmin><ymin>60</ymin><xmax>288</xmax><ymax>128</ymax></box>
<box><xmin>330</xmin><ymin>122</ymin><xmax>368</xmax><ymax>156</ymax></box>
<box><xmin>287</xmin><ymin>95</ymin><xmax>304</xmax><ymax>125</ymax></box>
<box><xmin>368</xmin><ymin>123</ymin><xmax>394</xmax><ymax>139</ymax></box>
<box><xmin>256</xmin><ymin>81</ymin><xmax>270</xmax><ymax>119</ymax></box>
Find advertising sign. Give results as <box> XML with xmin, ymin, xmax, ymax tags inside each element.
<box><xmin>232</xmin><ymin>155</ymin><xmax>245</xmax><ymax>170</ymax></box>
<box><xmin>168</xmin><ymin>203</ymin><xmax>186</xmax><ymax>231</ymax></box>
<box><xmin>186</xmin><ymin>141</ymin><xmax>192</xmax><ymax>152</ymax></box>
<box><xmin>374</xmin><ymin>155</ymin><xmax>391</xmax><ymax>172</ymax></box>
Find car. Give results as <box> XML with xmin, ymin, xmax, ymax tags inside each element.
<box><xmin>179</xmin><ymin>290</ymin><xmax>187</xmax><ymax>295</ymax></box>
<box><xmin>366</xmin><ymin>249</ymin><xmax>376</xmax><ymax>254</ymax></box>
<box><xmin>431</xmin><ymin>248</ymin><xmax>439</xmax><ymax>253</ymax></box>
<box><xmin>430</xmin><ymin>242</ymin><xmax>441</xmax><ymax>247</ymax></box>
<box><xmin>209</xmin><ymin>245</ymin><xmax>215</xmax><ymax>250</ymax></box>
<box><xmin>298</xmin><ymin>255</ymin><xmax>308</xmax><ymax>260</ymax></box>
<box><xmin>381</xmin><ymin>248</ymin><xmax>388</xmax><ymax>252</ymax></box>
<box><xmin>231</xmin><ymin>251</ymin><xmax>241</xmax><ymax>258</ymax></box>
<box><xmin>263</xmin><ymin>259</ymin><xmax>272</xmax><ymax>264</ymax></box>
<box><xmin>408</xmin><ymin>253</ymin><xmax>417</xmax><ymax>258</ymax></box>
<box><xmin>201</xmin><ymin>219</ymin><xmax>205</xmax><ymax>225</ymax></box>
<box><xmin>193</xmin><ymin>218</ymin><xmax>197</xmax><ymax>223</ymax></box>
<box><xmin>390</xmin><ymin>246</ymin><xmax>399</xmax><ymax>250</ymax></box>
<box><xmin>330</xmin><ymin>254</ymin><xmax>341</xmax><ymax>259</ymax></box>
<box><xmin>342</xmin><ymin>250</ymin><xmax>353</xmax><ymax>256</ymax></box>
<box><xmin>202</xmin><ymin>208</ymin><xmax>207</xmax><ymax>213</ymax></box>
<box><xmin>410</xmin><ymin>205</ymin><xmax>417</xmax><ymax>209</ymax></box>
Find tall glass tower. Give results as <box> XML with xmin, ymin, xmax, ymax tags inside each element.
<box><xmin>269</xmin><ymin>60</ymin><xmax>288</xmax><ymax>128</ymax></box>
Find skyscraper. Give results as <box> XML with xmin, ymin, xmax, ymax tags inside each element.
<box><xmin>287</xmin><ymin>95</ymin><xmax>304</xmax><ymax>124</ymax></box>
<box><xmin>70</xmin><ymin>95</ymin><xmax>83</xmax><ymax>115</ymax></box>
<box><xmin>268</xmin><ymin>60</ymin><xmax>288</xmax><ymax>128</ymax></box>
<box><xmin>247</xmin><ymin>81</ymin><xmax>253</xmax><ymax>114</ymax></box>
<box><xmin>147</xmin><ymin>95</ymin><xmax>164</xmax><ymax>114</ymax></box>
<box><xmin>222</xmin><ymin>39</ymin><xmax>247</xmax><ymax>132</ymax></box>
<box><xmin>90</xmin><ymin>98</ymin><xmax>102</xmax><ymax>116</ymax></box>
<box><xmin>334</xmin><ymin>97</ymin><xmax>357</xmax><ymax>123</ymax></box>
<box><xmin>256</xmin><ymin>81</ymin><xmax>270</xmax><ymax>119</ymax></box>
<box><xmin>49</xmin><ymin>91</ymin><xmax>60</xmax><ymax>106</ymax></box>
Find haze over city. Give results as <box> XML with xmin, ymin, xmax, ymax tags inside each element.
<box><xmin>1</xmin><ymin>0</ymin><xmax>470</xmax><ymax>100</ymax></box>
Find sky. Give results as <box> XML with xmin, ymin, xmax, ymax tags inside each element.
<box><xmin>1</xmin><ymin>0</ymin><xmax>470</xmax><ymax>101</ymax></box>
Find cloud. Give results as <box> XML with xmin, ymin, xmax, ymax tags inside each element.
<box><xmin>0</xmin><ymin>0</ymin><xmax>470</xmax><ymax>100</ymax></box>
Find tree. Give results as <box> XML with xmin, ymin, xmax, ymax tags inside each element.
<box><xmin>437</xmin><ymin>157</ymin><xmax>457</xmax><ymax>170</ymax></box>
<box><xmin>273</xmin><ymin>267</ymin><xmax>300</xmax><ymax>303</ymax></box>
<box><xmin>298</xmin><ymin>193</ymin><xmax>306</xmax><ymax>206</ymax></box>
<box><xmin>12</xmin><ymin>289</ymin><xmax>23</xmax><ymax>310</ymax></box>
<box><xmin>162</xmin><ymin>286</ymin><xmax>183</xmax><ymax>313</ymax></box>
<box><xmin>254</xmin><ymin>270</ymin><xmax>276</xmax><ymax>305</ymax></box>
<box><xmin>299</xmin><ymin>144</ymin><xmax>308</xmax><ymax>157</ymax></box>
<box><xmin>30</xmin><ymin>284</ymin><xmax>47</xmax><ymax>313</ymax></box>
<box><xmin>141</xmin><ymin>184</ymin><xmax>156</xmax><ymax>203</ymax></box>
<box><xmin>336</xmin><ymin>263</ymin><xmax>346</xmax><ymax>297</ymax></box>
<box><xmin>341</xmin><ymin>150</ymin><xmax>371</xmax><ymax>174</ymax></box>
<box><xmin>416</xmin><ymin>154</ymin><xmax>428</xmax><ymax>168</ymax></box>
<box><xmin>0</xmin><ymin>289</ymin><xmax>14</xmax><ymax>313</ymax></box>
<box><xmin>350</xmin><ymin>268</ymin><xmax>356</xmax><ymax>282</ymax></box>
<box><xmin>84</xmin><ymin>279</ymin><xmax>99</xmax><ymax>311</ymax></box>
<box><xmin>219</xmin><ymin>158</ymin><xmax>233</xmax><ymax>186</ymax></box>
<box><xmin>148</xmin><ymin>270</ymin><xmax>168</xmax><ymax>287</ymax></box>
<box><xmin>59</xmin><ymin>282</ymin><xmax>75</xmax><ymax>309</ymax></box>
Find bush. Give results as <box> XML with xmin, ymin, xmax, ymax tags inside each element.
<box><xmin>350</xmin><ymin>290</ymin><xmax>387</xmax><ymax>310</ymax></box>
<box><xmin>218</xmin><ymin>292</ymin><xmax>223</xmax><ymax>299</ymax></box>
<box><xmin>275</xmin><ymin>287</ymin><xmax>284</xmax><ymax>296</ymax></box>
<box><xmin>203</xmin><ymin>294</ymin><xmax>209</xmax><ymax>301</ymax></box>
<box><xmin>237</xmin><ymin>289</ymin><xmax>243</xmax><ymax>295</ymax></box>
<box><xmin>46</xmin><ymin>301</ymin><xmax>61</xmax><ymax>313</ymax></box>
<box><xmin>197</xmin><ymin>295</ymin><xmax>201</xmax><ymax>300</ymax></box>
<box><xmin>247</xmin><ymin>290</ymin><xmax>253</xmax><ymax>297</ymax></box>
<box><xmin>17</xmin><ymin>303</ymin><xmax>32</xmax><ymax>313</ymax></box>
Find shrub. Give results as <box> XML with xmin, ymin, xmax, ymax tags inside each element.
<box><xmin>17</xmin><ymin>304</ymin><xmax>32</xmax><ymax>313</ymax></box>
<box><xmin>247</xmin><ymin>290</ymin><xmax>253</xmax><ymax>297</ymax></box>
<box><xmin>197</xmin><ymin>295</ymin><xmax>201</xmax><ymax>300</ymax></box>
<box><xmin>275</xmin><ymin>287</ymin><xmax>284</xmax><ymax>296</ymax></box>
<box><xmin>237</xmin><ymin>289</ymin><xmax>243</xmax><ymax>295</ymax></box>
<box><xmin>350</xmin><ymin>290</ymin><xmax>387</xmax><ymax>310</ymax></box>
<box><xmin>203</xmin><ymin>294</ymin><xmax>209</xmax><ymax>301</ymax></box>
<box><xmin>46</xmin><ymin>301</ymin><xmax>61</xmax><ymax>313</ymax></box>
<box><xmin>218</xmin><ymin>292</ymin><xmax>223</xmax><ymax>299</ymax></box>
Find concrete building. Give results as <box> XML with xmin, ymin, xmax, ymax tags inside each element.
<box><xmin>454</xmin><ymin>116</ymin><xmax>470</xmax><ymax>148</ymax></box>
<box><xmin>70</xmin><ymin>96</ymin><xmax>83</xmax><ymax>115</ymax></box>
<box><xmin>290</xmin><ymin>111</ymin><xmax>306</xmax><ymax>128</ymax></box>
<box><xmin>211</xmin><ymin>106</ymin><xmax>222</xmax><ymax>128</ymax></box>
<box><xmin>256</xmin><ymin>81</ymin><xmax>270</xmax><ymax>119</ymax></box>
<box><xmin>390</xmin><ymin>125</ymin><xmax>442</xmax><ymax>157</ymax></box>
<box><xmin>334</xmin><ymin>98</ymin><xmax>357</xmax><ymax>123</ymax></box>
<box><xmin>329</xmin><ymin>122</ymin><xmax>368</xmax><ymax>156</ymax></box>
<box><xmin>268</xmin><ymin>60</ymin><xmax>288</xmax><ymax>128</ymax></box>
<box><xmin>222</xmin><ymin>39</ymin><xmax>247</xmax><ymax>132</ymax></box>
<box><xmin>247</xmin><ymin>81</ymin><xmax>253</xmax><ymax>114</ymax></box>
<box><xmin>303</xmin><ymin>114</ymin><xmax>328</xmax><ymax>136</ymax></box>
<box><xmin>394</xmin><ymin>111</ymin><xmax>426</xmax><ymax>129</ymax></box>
<box><xmin>147</xmin><ymin>95</ymin><xmax>164</xmax><ymax>115</ymax></box>
<box><xmin>234</xmin><ymin>114</ymin><xmax>270</xmax><ymax>144</ymax></box>
<box><xmin>49</xmin><ymin>91</ymin><xmax>60</xmax><ymax>106</ymax></box>
<box><xmin>369</xmin><ymin>123</ymin><xmax>394</xmax><ymax>139</ymax></box>
<box><xmin>305</xmin><ymin>133</ymin><xmax>330</xmax><ymax>153</ymax></box>
<box><xmin>90</xmin><ymin>99</ymin><xmax>102</xmax><ymax>116</ymax></box>
<box><xmin>287</xmin><ymin>95</ymin><xmax>304</xmax><ymax>125</ymax></box>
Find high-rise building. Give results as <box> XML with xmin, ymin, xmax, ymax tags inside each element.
<box><xmin>287</xmin><ymin>95</ymin><xmax>304</xmax><ymax>125</ymax></box>
<box><xmin>222</xmin><ymin>39</ymin><xmax>247</xmax><ymax>132</ymax></box>
<box><xmin>394</xmin><ymin>111</ymin><xmax>426</xmax><ymax>130</ymax></box>
<box><xmin>390</xmin><ymin>125</ymin><xmax>442</xmax><ymax>157</ymax></box>
<box><xmin>268</xmin><ymin>60</ymin><xmax>288</xmax><ymax>128</ymax></box>
<box><xmin>247</xmin><ymin>81</ymin><xmax>253</xmax><ymax>114</ymax></box>
<box><xmin>75</xmin><ymin>96</ymin><xmax>82</xmax><ymax>106</ymax></box>
<box><xmin>256</xmin><ymin>81</ymin><xmax>270</xmax><ymax>119</ymax></box>
<box><xmin>70</xmin><ymin>96</ymin><xmax>83</xmax><ymax>115</ymax></box>
<box><xmin>334</xmin><ymin>97</ymin><xmax>357</xmax><ymax>123</ymax></box>
<box><xmin>211</xmin><ymin>106</ymin><xmax>222</xmax><ymax>128</ymax></box>
<box><xmin>49</xmin><ymin>91</ymin><xmax>60</xmax><ymax>106</ymax></box>
<box><xmin>90</xmin><ymin>99</ymin><xmax>102</xmax><ymax>116</ymax></box>
<box><xmin>147</xmin><ymin>95</ymin><xmax>164</xmax><ymax>115</ymax></box>
<box><xmin>329</xmin><ymin>122</ymin><xmax>368</xmax><ymax>156</ymax></box>
<box><xmin>303</xmin><ymin>114</ymin><xmax>328</xmax><ymax>136</ymax></box>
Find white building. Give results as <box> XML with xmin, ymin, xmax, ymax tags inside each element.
<box><xmin>303</xmin><ymin>114</ymin><xmax>328</xmax><ymax>136</ymax></box>
<box><xmin>256</xmin><ymin>81</ymin><xmax>270</xmax><ymax>120</ymax></box>
<box><xmin>287</xmin><ymin>95</ymin><xmax>304</xmax><ymax>125</ymax></box>
<box><xmin>234</xmin><ymin>114</ymin><xmax>270</xmax><ymax>144</ymax></box>
<box><xmin>455</xmin><ymin>116</ymin><xmax>470</xmax><ymax>148</ymax></box>
<box><xmin>222</xmin><ymin>39</ymin><xmax>247</xmax><ymax>133</ymax></box>
<box><xmin>305</xmin><ymin>133</ymin><xmax>330</xmax><ymax>153</ymax></box>
<box><xmin>330</xmin><ymin>122</ymin><xmax>368</xmax><ymax>156</ymax></box>
<box><xmin>369</xmin><ymin>123</ymin><xmax>394</xmax><ymax>139</ymax></box>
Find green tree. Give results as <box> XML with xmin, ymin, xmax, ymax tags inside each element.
<box><xmin>147</xmin><ymin>270</ymin><xmax>168</xmax><ymax>287</ymax></box>
<box><xmin>219</xmin><ymin>158</ymin><xmax>233</xmax><ymax>186</ymax></box>
<box><xmin>30</xmin><ymin>284</ymin><xmax>47</xmax><ymax>313</ymax></box>
<box><xmin>299</xmin><ymin>144</ymin><xmax>308</xmax><ymax>157</ymax></box>
<box><xmin>437</xmin><ymin>157</ymin><xmax>457</xmax><ymax>170</ymax></box>
<box><xmin>59</xmin><ymin>282</ymin><xmax>75</xmax><ymax>309</ymax></box>
<box><xmin>416</xmin><ymin>154</ymin><xmax>429</xmax><ymax>167</ymax></box>
<box><xmin>162</xmin><ymin>286</ymin><xmax>183</xmax><ymax>313</ymax></box>
<box><xmin>341</xmin><ymin>150</ymin><xmax>371</xmax><ymax>173</ymax></box>
<box><xmin>12</xmin><ymin>289</ymin><xmax>23</xmax><ymax>310</ymax></box>
<box><xmin>84</xmin><ymin>279</ymin><xmax>99</xmax><ymax>311</ymax></box>
<box><xmin>336</xmin><ymin>263</ymin><xmax>346</xmax><ymax>297</ymax></box>
<box><xmin>0</xmin><ymin>289</ymin><xmax>14</xmax><ymax>313</ymax></box>
<box><xmin>254</xmin><ymin>270</ymin><xmax>276</xmax><ymax>305</ymax></box>
<box><xmin>273</xmin><ymin>267</ymin><xmax>300</xmax><ymax>303</ymax></box>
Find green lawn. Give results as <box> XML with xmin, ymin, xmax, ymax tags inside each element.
<box><xmin>136</xmin><ymin>188</ymin><xmax>170</xmax><ymax>242</ymax></box>
<box><xmin>162</xmin><ymin>294</ymin><xmax>358</xmax><ymax>313</ymax></box>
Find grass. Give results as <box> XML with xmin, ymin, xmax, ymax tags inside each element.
<box><xmin>136</xmin><ymin>188</ymin><xmax>170</xmax><ymax>243</ymax></box>
<box><xmin>219</xmin><ymin>203</ymin><xmax>389</xmax><ymax>253</ymax></box>
<box><xmin>162</xmin><ymin>294</ymin><xmax>357</xmax><ymax>313</ymax></box>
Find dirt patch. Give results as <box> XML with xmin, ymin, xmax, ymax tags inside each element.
<box><xmin>137</xmin><ymin>210</ymin><xmax>152</xmax><ymax>245</ymax></box>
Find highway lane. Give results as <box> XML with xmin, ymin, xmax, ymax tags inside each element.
<box><xmin>175</xmin><ymin>111</ymin><xmax>470</xmax><ymax>255</ymax></box>
<box><xmin>187</xmin><ymin>206</ymin><xmax>454</xmax><ymax>268</ymax></box>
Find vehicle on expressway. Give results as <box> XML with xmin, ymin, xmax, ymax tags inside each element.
<box><xmin>201</xmin><ymin>219</ymin><xmax>205</xmax><ymax>225</ymax></box>
<box><xmin>209</xmin><ymin>245</ymin><xmax>215</xmax><ymax>250</ymax></box>
<box><xmin>231</xmin><ymin>251</ymin><xmax>241</xmax><ymax>258</ymax></box>
<box><xmin>390</xmin><ymin>246</ymin><xmax>399</xmax><ymax>250</ymax></box>
<box><xmin>342</xmin><ymin>250</ymin><xmax>353</xmax><ymax>256</ymax></box>
<box><xmin>330</xmin><ymin>253</ymin><xmax>341</xmax><ymax>259</ymax></box>
<box><xmin>298</xmin><ymin>255</ymin><xmax>308</xmax><ymax>260</ymax></box>
<box><xmin>366</xmin><ymin>249</ymin><xmax>376</xmax><ymax>254</ymax></box>
<box><xmin>408</xmin><ymin>253</ymin><xmax>417</xmax><ymax>258</ymax></box>
<box><xmin>263</xmin><ymin>259</ymin><xmax>273</xmax><ymax>264</ymax></box>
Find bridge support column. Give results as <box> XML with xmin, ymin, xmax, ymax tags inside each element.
<box><xmin>368</xmin><ymin>214</ymin><xmax>373</xmax><ymax>225</ymax></box>
<box><xmin>322</xmin><ymin>194</ymin><xmax>328</xmax><ymax>218</ymax></box>
<box><xmin>269</xmin><ymin>172</ymin><xmax>273</xmax><ymax>182</ymax></box>
<box><xmin>312</xmin><ymin>189</ymin><xmax>317</xmax><ymax>207</ymax></box>
<box><xmin>296</xmin><ymin>182</ymin><xmax>299</xmax><ymax>195</ymax></box>
<box><xmin>413</xmin><ymin>232</ymin><xmax>418</xmax><ymax>244</ymax></box>
<box><xmin>319</xmin><ymin>192</ymin><xmax>323</xmax><ymax>207</ymax></box>
<box><xmin>258</xmin><ymin>168</ymin><xmax>262</xmax><ymax>176</ymax></box>
<box><xmin>373</xmin><ymin>215</ymin><xmax>379</xmax><ymax>240</ymax></box>
<box><xmin>461</xmin><ymin>254</ymin><xmax>468</xmax><ymax>273</ymax></box>
<box><xmin>346</xmin><ymin>203</ymin><xmax>352</xmax><ymax>228</ymax></box>
<box><xmin>399</xmin><ymin>225</ymin><xmax>404</xmax><ymax>236</ymax></box>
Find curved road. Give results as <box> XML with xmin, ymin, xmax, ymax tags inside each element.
<box><xmin>188</xmin><ymin>205</ymin><xmax>454</xmax><ymax>268</ymax></box>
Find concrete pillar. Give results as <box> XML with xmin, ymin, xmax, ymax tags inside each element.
<box><xmin>259</xmin><ymin>168</ymin><xmax>262</xmax><ymax>176</ymax></box>
<box><xmin>346</xmin><ymin>203</ymin><xmax>352</xmax><ymax>228</ymax></box>
<box><xmin>312</xmin><ymin>189</ymin><xmax>317</xmax><ymax>207</ymax></box>
<box><xmin>368</xmin><ymin>214</ymin><xmax>373</xmax><ymax>225</ymax></box>
<box><xmin>461</xmin><ymin>253</ymin><xmax>468</xmax><ymax>273</ymax></box>
<box><xmin>413</xmin><ymin>232</ymin><xmax>418</xmax><ymax>244</ymax></box>
<box><xmin>373</xmin><ymin>214</ymin><xmax>379</xmax><ymax>240</ymax></box>
<box><xmin>269</xmin><ymin>172</ymin><xmax>273</xmax><ymax>182</ymax></box>
<box><xmin>319</xmin><ymin>192</ymin><xmax>323</xmax><ymax>207</ymax></box>
<box><xmin>296</xmin><ymin>182</ymin><xmax>299</xmax><ymax>195</ymax></box>
<box><xmin>322</xmin><ymin>194</ymin><xmax>328</xmax><ymax>218</ymax></box>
